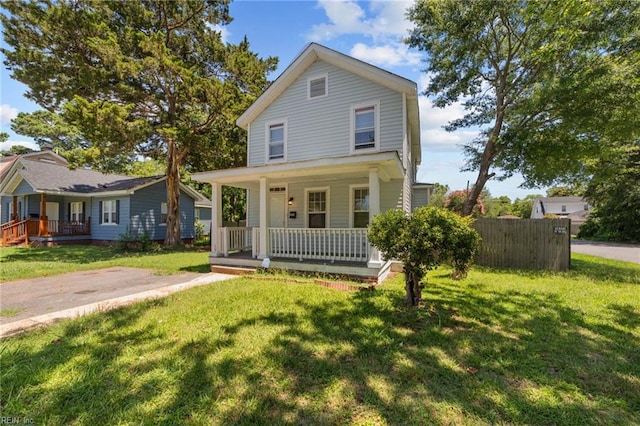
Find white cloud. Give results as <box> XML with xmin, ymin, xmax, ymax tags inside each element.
<box><xmin>308</xmin><ymin>0</ymin><xmax>413</xmax><ymax>41</ymax></box>
<box><xmin>208</xmin><ymin>24</ymin><xmax>230</xmax><ymax>44</ymax></box>
<box><xmin>417</xmin><ymin>74</ymin><xmax>479</xmax><ymax>152</ymax></box>
<box><xmin>0</xmin><ymin>139</ymin><xmax>39</xmax><ymax>152</ymax></box>
<box><xmin>0</xmin><ymin>104</ymin><xmax>18</xmax><ymax>125</ymax></box>
<box><xmin>367</xmin><ymin>0</ymin><xmax>414</xmax><ymax>38</ymax></box>
<box><xmin>349</xmin><ymin>43</ymin><xmax>420</xmax><ymax>67</ymax></box>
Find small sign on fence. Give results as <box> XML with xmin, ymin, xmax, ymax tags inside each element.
<box><xmin>553</xmin><ymin>226</ymin><xmax>568</xmax><ymax>234</ymax></box>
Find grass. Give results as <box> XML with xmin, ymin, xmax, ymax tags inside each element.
<box><xmin>0</xmin><ymin>245</ymin><xmax>211</xmax><ymax>282</ymax></box>
<box><xmin>0</xmin><ymin>308</ymin><xmax>23</xmax><ymax>317</ymax></box>
<box><xmin>0</xmin><ymin>247</ymin><xmax>638</xmax><ymax>425</ymax></box>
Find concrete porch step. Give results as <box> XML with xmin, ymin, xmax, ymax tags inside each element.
<box><xmin>210</xmin><ymin>265</ymin><xmax>257</xmax><ymax>276</ymax></box>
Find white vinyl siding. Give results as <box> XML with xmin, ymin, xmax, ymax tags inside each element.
<box><xmin>247</xmin><ymin>61</ymin><xmax>404</xmax><ymax>166</ymax></box>
<box><xmin>247</xmin><ymin>178</ymin><xmax>403</xmax><ymax>229</ymax></box>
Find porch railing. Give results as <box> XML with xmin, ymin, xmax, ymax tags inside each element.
<box><xmin>268</xmin><ymin>228</ymin><xmax>369</xmax><ymax>262</ymax></box>
<box><xmin>1</xmin><ymin>220</ymin><xmax>28</xmax><ymax>246</ymax></box>
<box><xmin>46</xmin><ymin>219</ymin><xmax>91</xmax><ymax>236</ymax></box>
<box><xmin>1</xmin><ymin>219</ymin><xmax>90</xmax><ymax>244</ymax></box>
<box><xmin>217</xmin><ymin>227</ymin><xmax>253</xmax><ymax>256</ymax></box>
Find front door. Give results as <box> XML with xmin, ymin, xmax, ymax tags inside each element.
<box><xmin>269</xmin><ymin>194</ymin><xmax>286</xmax><ymax>228</ymax></box>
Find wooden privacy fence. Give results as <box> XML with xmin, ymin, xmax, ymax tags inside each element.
<box><xmin>471</xmin><ymin>218</ymin><xmax>571</xmax><ymax>271</ymax></box>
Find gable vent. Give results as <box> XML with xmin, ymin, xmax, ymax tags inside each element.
<box><xmin>309</xmin><ymin>76</ymin><xmax>326</xmax><ymax>98</ymax></box>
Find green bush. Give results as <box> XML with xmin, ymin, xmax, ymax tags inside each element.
<box><xmin>368</xmin><ymin>206</ymin><xmax>480</xmax><ymax>306</ymax></box>
<box><xmin>116</xmin><ymin>227</ymin><xmax>158</xmax><ymax>252</ymax></box>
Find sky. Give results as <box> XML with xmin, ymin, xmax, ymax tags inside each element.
<box><xmin>0</xmin><ymin>0</ymin><xmax>546</xmax><ymax>200</ymax></box>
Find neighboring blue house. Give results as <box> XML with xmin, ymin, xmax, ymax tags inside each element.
<box><xmin>0</xmin><ymin>150</ymin><xmax>205</xmax><ymax>246</ymax></box>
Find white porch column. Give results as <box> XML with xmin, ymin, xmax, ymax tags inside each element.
<box><xmin>258</xmin><ymin>176</ymin><xmax>269</xmax><ymax>259</ymax></box>
<box><xmin>210</xmin><ymin>182</ymin><xmax>223</xmax><ymax>257</ymax></box>
<box><xmin>368</xmin><ymin>168</ymin><xmax>383</xmax><ymax>267</ymax></box>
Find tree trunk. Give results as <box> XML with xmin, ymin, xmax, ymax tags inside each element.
<box><xmin>164</xmin><ymin>137</ymin><xmax>182</xmax><ymax>246</ymax></box>
<box><xmin>404</xmin><ymin>268</ymin><xmax>422</xmax><ymax>307</ymax></box>
<box><xmin>462</xmin><ymin>81</ymin><xmax>507</xmax><ymax>216</ymax></box>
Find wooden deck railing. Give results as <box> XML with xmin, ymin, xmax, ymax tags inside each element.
<box><xmin>46</xmin><ymin>219</ymin><xmax>91</xmax><ymax>236</ymax></box>
<box><xmin>1</xmin><ymin>220</ymin><xmax>28</xmax><ymax>246</ymax></box>
<box><xmin>1</xmin><ymin>218</ymin><xmax>91</xmax><ymax>245</ymax></box>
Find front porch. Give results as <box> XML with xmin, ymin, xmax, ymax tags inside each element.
<box><xmin>1</xmin><ymin>192</ymin><xmax>91</xmax><ymax>246</ymax></box>
<box><xmin>193</xmin><ymin>152</ymin><xmax>408</xmax><ymax>282</ymax></box>
<box><xmin>209</xmin><ymin>226</ymin><xmax>394</xmax><ymax>283</ymax></box>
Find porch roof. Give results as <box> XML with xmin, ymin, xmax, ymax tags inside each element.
<box><xmin>191</xmin><ymin>151</ymin><xmax>405</xmax><ymax>187</ymax></box>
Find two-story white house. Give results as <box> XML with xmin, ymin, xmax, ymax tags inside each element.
<box><xmin>193</xmin><ymin>43</ymin><xmax>424</xmax><ymax>282</ymax></box>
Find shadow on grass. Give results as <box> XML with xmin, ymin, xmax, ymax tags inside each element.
<box><xmin>1</xmin><ymin>276</ymin><xmax>638</xmax><ymax>424</ymax></box>
<box><xmin>0</xmin><ymin>245</ymin><xmax>122</xmax><ymax>264</ymax></box>
<box><xmin>472</xmin><ymin>255</ymin><xmax>640</xmax><ymax>285</ymax></box>
<box><xmin>178</xmin><ymin>264</ymin><xmax>212</xmax><ymax>273</ymax></box>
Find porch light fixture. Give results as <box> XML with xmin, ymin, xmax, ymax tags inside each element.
<box><xmin>288</xmin><ymin>197</ymin><xmax>294</xmax><ymax>205</ymax></box>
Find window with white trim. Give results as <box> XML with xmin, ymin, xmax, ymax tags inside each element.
<box><xmin>267</xmin><ymin>121</ymin><xmax>286</xmax><ymax>161</ymax></box>
<box><xmin>308</xmin><ymin>74</ymin><xmax>327</xmax><ymax>99</ymax></box>
<box><xmin>352</xmin><ymin>188</ymin><xmax>369</xmax><ymax>228</ymax></box>
<box><xmin>308</xmin><ymin>191</ymin><xmax>327</xmax><ymax>228</ymax></box>
<box><xmin>102</xmin><ymin>200</ymin><xmax>117</xmax><ymax>224</ymax></box>
<box><xmin>351</xmin><ymin>101</ymin><xmax>379</xmax><ymax>151</ymax></box>
<box><xmin>70</xmin><ymin>202</ymin><xmax>83</xmax><ymax>221</ymax></box>
<box><xmin>160</xmin><ymin>202</ymin><xmax>167</xmax><ymax>225</ymax></box>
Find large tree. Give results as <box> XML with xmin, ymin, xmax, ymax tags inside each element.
<box><xmin>580</xmin><ymin>140</ymin><xmax>640</xmax><ymax>243</ymax></box>
<box><xmin>407</xmin><ymin>0</ymin><xmax>640</xmax><ymax>216</ymax></box>
<box><xmin>1</xmin><ymin>0</ymin><xmax>276</xmax><ymax>245</ymax></box>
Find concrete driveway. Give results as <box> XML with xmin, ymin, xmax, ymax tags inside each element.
<box><xmin>571</xmin><ymin>240</ymin><xmax>640</xmax><ymax>264</ymax></box>
<box><xmin>0</xmin><ymin>267</ymin><xmax>234</xmax><ymax>338</ymax></box>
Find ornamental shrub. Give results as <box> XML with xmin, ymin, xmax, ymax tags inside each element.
<box><xmin>368</xmin><ymin>206</ymin><xmax>480</xmax><ymax>306</ymax></box>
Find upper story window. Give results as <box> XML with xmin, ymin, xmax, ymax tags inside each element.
<box><xmin>308</xmin><ymin>73</ymin><xmax>327</xmax><ymax>99</ymax></box>
<box><xmin>267</xmin><ymin>120</ymin><xmax>286</xmax><ymax>161</ymax></box>
<box><xmin>351</xmin><ymin>101</ymin><xmax>379</xmax><ymax>152</ymax></box>
<box><xmin>561</xmin><ymin>205</ymin><xmax>567</xmax><ymax>213</ymax></box>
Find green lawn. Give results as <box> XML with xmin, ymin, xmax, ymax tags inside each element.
<box><xmin>0</xmin><ymin>245</ymin><xmax>211</xmax><ymax>282</ymax></box>
<box><xmin>0</xmin><ymin>247</ymin><xmax>639</xmax><ymax>425</ymax></box>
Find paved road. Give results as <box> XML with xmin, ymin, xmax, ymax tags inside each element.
<box><xmin>571</xmin><ymin>240</ymin><xmax>640</xmax><ymax>264</ymax></box>
<box><xmin>0</xmin><ymin>267</ymin><xmax>234</xmax><ymax>337</ymax></box>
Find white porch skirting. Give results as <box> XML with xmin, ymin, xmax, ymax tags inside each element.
<box><xmin>218</xmin><ymin>227</ymin><xmax>369</xmax><ymax>262</ymax></box>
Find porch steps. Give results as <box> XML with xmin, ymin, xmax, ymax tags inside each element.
<box><xmin>1</xmin><ymin>235</ymin><xmax>28</xmax><ymax>247</ymax></box>
<box><xmin>210</xmin><ymin>265</ymin><xmax>257</xmax><ymax>276</ymax></box>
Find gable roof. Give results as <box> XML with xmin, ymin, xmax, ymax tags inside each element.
<box><xmin>236</xmin><ymin>43</ymin><xmax>421</xmax><ymax>161</ymax></box>
<box><xmin>1</xmin><ymin>155</ymin><xmax>204</xmax><ymax>200</ymax></box>
<box><xmin>536</xmin><ymin>197</ymin><xmax>586</xmax><ymax>204</ymax></box>
<box><xmin>0</xmin><ymin>150</ymin><xmax>67</xmax><ymax>180</ymax></box>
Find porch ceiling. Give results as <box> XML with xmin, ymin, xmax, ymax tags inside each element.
<box><xmin>192</xmin><ymin>151</ymin><xmax>405</xmax><ymax>188</ymax></box>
